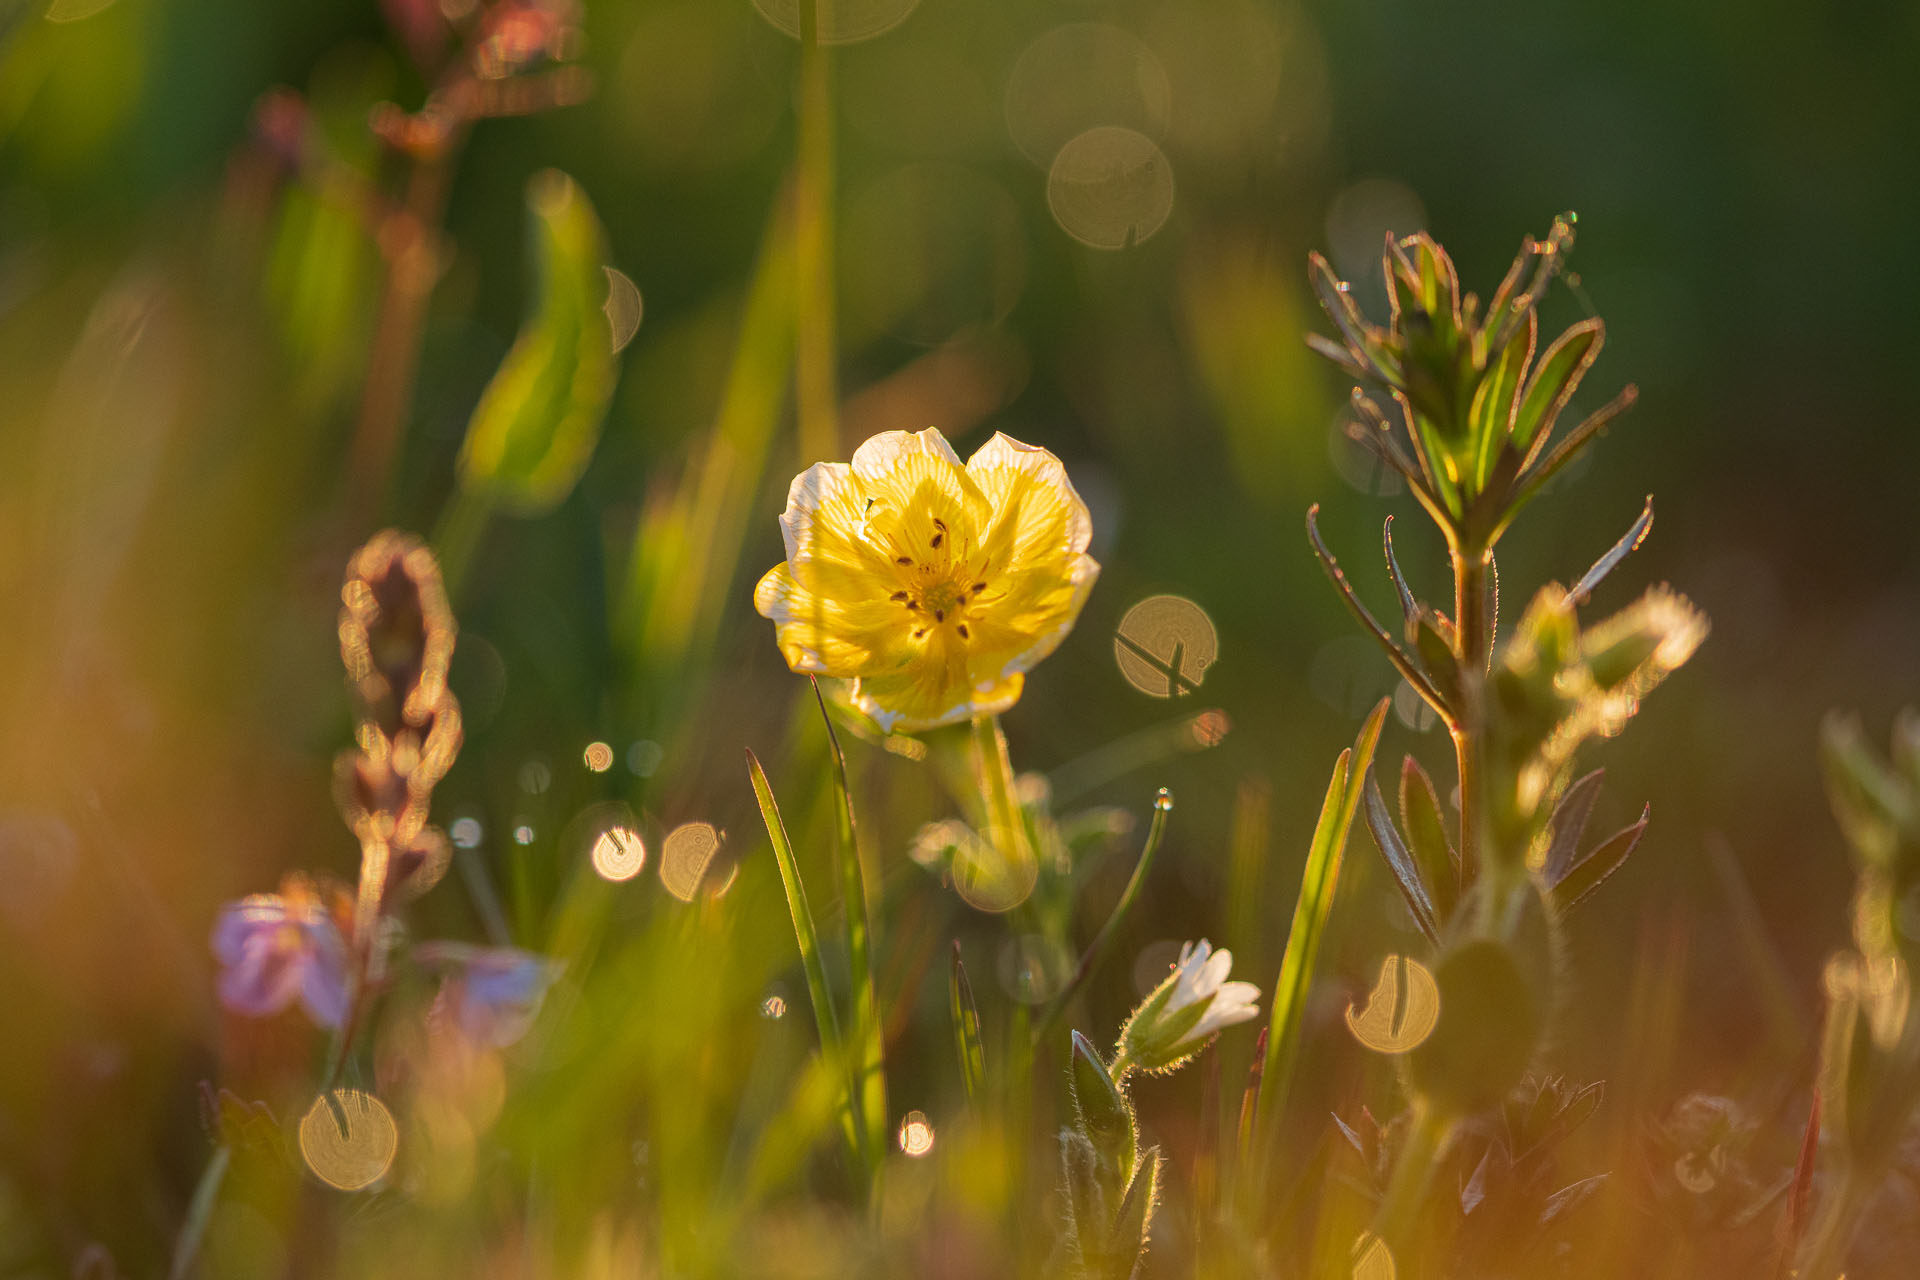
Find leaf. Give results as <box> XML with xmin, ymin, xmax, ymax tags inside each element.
<box><xmin>812</xmin><ymin>679</ymin><xmax>885</xmax><ymax>1170</ymax></box>
<box><xmin>1110</xmin><ymin>1146</ymin><xmax>1161</xmax><ymax>1271</ymax></box>
<box><xmin>1399</xmin><ymin>756</ymin><xmax>1458</xmax><ymax>920</ymax></box>
<box><xmin>1543</xmin><ymin>769</ymin><xmax>1605</xmax><ymax>885</ymax></box>
<box><xmin>1460</xmin><ymin>1146</ymin><xmax>1490</xmax><ymax>1216</ymax></box>
<box><xmin>1540</xmin><ymin>1173</ymin><xmax>1608</xmax><ymax>1227</ymax></box>
<box><xmin>746</xmin><ymin>749</ymin><xmax>862</xmax><ymax>1171</ymax></box>
<box><xmin>1550</xmin><ymin>805</ymin><xmax>1650</xmax><ymax>911</ymax></box>
<box><xmin>1362</xmin><ymin>767</ymin><xmax>1440</xmax><ymax>943</ymax></box>
<box><xmin>1382</xmin><ymin>516</ymin><xmax>1419</xmax><ymax>630</ymax></box>
<box><xmin>1308</xmin><ymin>252</ymin><xmax>1392</xmax><ymax>380</ymax></box>
<box><xmin>1070</xmin><ymin>1030</ymin><xmax>1137</xmax><ymax>1181</ymax></box>
<box><xmin>950</xmin><ymin>941</ymin><xmax>985</xmax><ymax>1106</ymax></box>
<box><xmin>1513</xmin><ymin>318</ymin><xmax>1603</xmax><ymax>450</ymax></box>
<box><xmin>1307</xmin><ymin>506</ymin><xmax>1451</xmax><ymax>720</ymax></box>
<box><xmin>458</xmin><ymin>170</ymin><xmax>618</xmax><ymax>514</ymax></box>
<box><xmin>1469</xmin><ymin>309</ymin><xmax>1535</xmax><ymax>487</ymax></box>
<box><xmin>1252</xmin><ymin>700</ymin><xmax>1390</xmax><ymax>1171</ymax></box>
<box><xmin>1570</xmin><ymin>497</ymin><xmax>1654</xmax><ymax>605</ymax></box>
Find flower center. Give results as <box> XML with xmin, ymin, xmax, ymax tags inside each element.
<box><xmin>878</xmin><ymin>511</ymin><xmax>996</xmax><ymax>643</ymax></box>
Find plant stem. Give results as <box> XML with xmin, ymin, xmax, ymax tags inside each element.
<box><xmin>169</xmin><ymin>1143</ymin><xmax>231</xmax><ymax>1280</ymax></box>
<box><xmin>1450</xmin><ymin>537</ymin><xmax>1491</xmax><ymax>882</ymax></box>
<box><xmin>346</xmin><ymin>146</ymin><xmax>459</xmax><ymax>531</ymax></box>
<box><xmin>1029</xmin><ymin>791</ymin><xmax>1174</xmax><ymax>1055</ymax></box>
<box><xmin>1370</xmin><ymin>1101</ymin><xmax>1452</xmax><ymax>1260</ymax></box>
<box><xmin>794</xmin><ymin>0</ymin><xmax>838</xmax><ymax>464</ymax></box>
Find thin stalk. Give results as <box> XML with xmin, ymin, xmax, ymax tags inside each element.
<box><xmin>970</xmin><ymin>712</ymin><xmax>1034</xmax><ymax>881</ymax></box>
<box><xmin>345</xmin><ymin>145</ymin><xmax>460</xmax><ymax>529</ymax></box>
<box><xmin>168</xmin><ymin>1143</ymin><xmax>231</xmax><ymax>1280</ymax></box>
<box><xmin>1028</xmin><ymin>790</ymin><xmax>1174</xmax><ymax>1055</ymax></box>
<box><xmin>1369</xmin><ymin>1101</ymin><xmax>1453</xmax><ymax>1260</ymax></box>
<box><xmin>793</xmin><ymin>0</ymin><xmax>838</xmax><ymax>464</ymax></box>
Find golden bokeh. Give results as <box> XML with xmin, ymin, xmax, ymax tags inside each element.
<box><xmin>1004</xmin><ymin>24</ymin><xmax>1170</xmax><ymax>168</ymax></box>
<box><xmin>1115</xmin><ymin>595</ymin><xmax>1218</xmax><ymax>697</ymax></box>
<box><xmin>1345</xmin><ymin>955</ymin><xmax>1441</xmax><ymax>1055</ymax></box>
<box><xmin>1046</xmin><ymin>127</ymin><xmax>1175</xmax><ymax>251</ymax></box>
<box><xmin>590</xmin><ymin>825</ymin><xmax>647</xmax><ymax>882</ymax></box>
<box><xmin>583</xmin><ymin>740</ymin><xmax>615</xmax><ymax>772</ymax></box>
<box><xmin>659</xmin><ymin>822</ymin><xmax>721</xmax><ymax>902</ymax></box>
<box><xmin>1352</xmin><ymin>1232</ymin><xmax>1396</xmax><ymax>1280</ymax></box>
<box><xmin>298</xmin><ymin>1090</ymin><xmax>398</xmax><ymax>1191</ymax></box>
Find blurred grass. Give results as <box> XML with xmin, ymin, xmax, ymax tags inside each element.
<box><xmin>0</xmin><ymin>0</ymin><xmax>1917</xmax><ymax>1275</ymax></box>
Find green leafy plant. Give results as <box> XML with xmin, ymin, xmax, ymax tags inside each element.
<box><xmin>1303</xmin><ymin>217</ymin><xmax>1709</xmax><ymax>1260</ymax></box>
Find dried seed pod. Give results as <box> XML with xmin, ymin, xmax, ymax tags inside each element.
<box><xmin>338</xmin><ymin>531</ymin><xmax>458</xmax><ymax>743</ymax></box>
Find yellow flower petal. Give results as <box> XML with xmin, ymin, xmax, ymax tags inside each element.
<box><xmin>753</xmin><ymin>563</ymin><xmax>914</xmax><ymax>676</ymax></box>
<box><xmin>756</xmin><ymin>426</ymin><xmax>1098</xmax><ymax>730</ymax></box>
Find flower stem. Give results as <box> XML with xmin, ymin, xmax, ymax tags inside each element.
<box><xmin>794</xmin><ymin>0</ymin><xmax>838</xmax><ymax>464</ymax></box>
<box><xmin>970</xmin><ymin>713</ymin><xmax>1032</xmax><ymax>876</ymax></box>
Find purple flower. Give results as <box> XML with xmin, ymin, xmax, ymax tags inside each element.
<box><xmin>416</xmin><ymin>943</ymin><xmax>562</xmax><ymax>1048</ymax></box>
<box><xmin>210</xmin><ymin>886</ymin><xmax>351</xmax><ymax>1028</ymax></box>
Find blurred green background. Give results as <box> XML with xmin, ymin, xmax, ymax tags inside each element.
<box><xmin>2</xmin><ymin>0</ymin><xmax>1917</xmax><ymax>1273</ymax></box>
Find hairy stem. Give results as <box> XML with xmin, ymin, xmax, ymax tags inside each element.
<box><xmin>1450</xmin><ymin>537</ymin><xmax>1491</xmax><ymax>883</ymax></box>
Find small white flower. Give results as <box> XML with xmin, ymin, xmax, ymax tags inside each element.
<box><xmin>1115</xmin><ymin>938</ymin><xmax>1262</xmax><ymax>1075</ymax></box>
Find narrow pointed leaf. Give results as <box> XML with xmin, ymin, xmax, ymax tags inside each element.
<box><xmin>1255</xmin><ymin>699</ymin><xmax>1390</xmax><ymax>1162</ymax></box>
<box><xmin>1071</xmin><ymin>1030</ymin><xmax>1137</xmax><ymax>1180</ymax></box>
<box><xmin>1307</xmin><ymin>506</ymin><xmax>1451</xmax><ymax>718</ymax></box>
<box><xmin>747</xmin><ymin>749</ymin><xmax>863</xmax><ymax>1169</ymax></box>
<box><xmin>1497</xmin><ymin>384</ymin><xmax>1639</xmax><ymax>541</ymax></box>
<box><xmin>1470</xmin><ymin>310</ymin><xmax>1535</xmax><ymax>487</ymax></box>
<box><xmin>458</xmin><ymin>170</ymin><xmax>618</xmax><ymax>513</ymax></box>
<box><xmin>950</xmin><ymin>941</ymin><xmax>985</xmax><ymax>1105</ymax></box>
<box><xmin>1382</xmin><ymin>516</ymin><xmax>1418</xmax><ymax>629</ymax></box>
<box><xmin>1399</xmin><ymin>756</ymin><xmax>1458</xmax><ymax>919</ymax></box>
<box><xmin>1308</xmin><ymin>332</ymin><xmax>1371</xmax><ymax>380</ymax></box>
<box><xmin>1570</xmin><ymin>496</ymin><xmax>1654</xmax><ymax>605</ymax></box>
<box><xmin>1111</xmin><ymin>1146</ymin><xmax>1162</xmax><ymax>1263</ymax></box>
<box><xmin>1540</xmin><ymin>1173</ymin><xmax>1608</xmax><ymax>1227</ymax></box>
<box><xmin>1543</xmin><ymin>769</ymin><xmax>1605</xmax><ymax>885</ymax></box>
<box><xmin>1031</xmin><ymin>790</ymin><xmax>1173</xmax><ymax>1053</ymax></box>
<box><xmin>811</xmin><ymin>679</ymin><xmax>886</xmax><ymax>1169</ymax></box>
<box><xmin>1362</xmin><ymin>766</ymin><xmax>1440</xmax><ymax>943</ymax></box>
<box><xmin>1551</xmin><ymin>804</ymin><xmax>1650</xmax><ymax>911</ymax></box>
<box><xmin>1513</xmin><ymin>318</ymin><xmax>1603</xmax><ymax>450</ymax></box>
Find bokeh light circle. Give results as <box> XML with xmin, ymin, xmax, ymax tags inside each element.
<box><xmin>1046</xmin><ymin>127</ymin><xmax>1176</xmax><ymax>251</ymax></box>
<box><xmin>299</xmin><ymin>1090</ymin><xmax>398</xmax><ymax>1191</ymax></box>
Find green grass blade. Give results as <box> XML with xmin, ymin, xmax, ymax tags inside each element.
<box><xmin>1250</xmin><ymin>697</ymin><xmax>1389</xmax><ymax>1175</ymax></box>
<box><xmin>746</xmin><ymin>748</ymin><xmax>864</xmax><ymax>1172</ymax></box>
<box><xmin>811</xmin><ymin>679</ymin><xmax>886</xmax><ymax>1176</ymax></box>
<box><xmin>950</xmin><ymin>940</ymin><xmax>986</xmax><ymax>1106</ymax></box>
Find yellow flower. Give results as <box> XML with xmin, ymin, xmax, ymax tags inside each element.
<box><xmin>754</xmin><ymin>428</ymin><xmax>1099</xmax><ymax>733</ymax></box>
